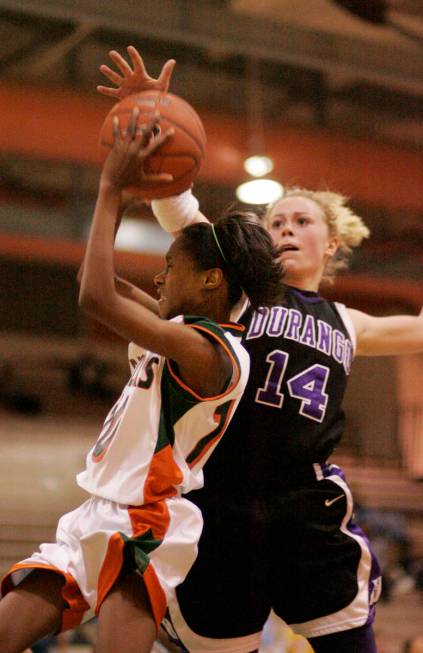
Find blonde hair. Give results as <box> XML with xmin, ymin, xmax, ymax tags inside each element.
<box><xmin>263</xmin><ymin>187</ymin><xmax>370</xmax><ymax>284</ymax></box>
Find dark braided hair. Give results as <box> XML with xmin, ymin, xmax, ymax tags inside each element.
<box><xmin>180</xmin><ymin>209</ymin><xmax>283</xmax><ymax>309</ymax></box>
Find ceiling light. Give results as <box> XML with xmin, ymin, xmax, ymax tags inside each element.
<box><xmin>236</xmin><ymin>179</ymin><xmax>284</xmax><ymax>205</ymax></box>
<box><xmin>243</xmin><ymin>155</ymin><xmax>274</xmax><ymax>177</ymax></box>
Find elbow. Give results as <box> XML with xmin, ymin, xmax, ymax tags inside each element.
<box><xmin>78</xmin><ymin>286</ymin><xmax>95</xmax><ymax>313</ymax></box>
<box><xmin>79</xmin><ymin>285</ymin><xmax>107</xmax><ymax>319</ymax></box>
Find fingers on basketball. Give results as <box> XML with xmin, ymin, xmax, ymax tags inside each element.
<box><xmin>99</xmin><ymin>90</ymin><xmax>206</xmax><ymax>199</ymax></box>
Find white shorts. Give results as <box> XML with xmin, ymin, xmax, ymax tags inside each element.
<box><xmin>1</xmin><ymin>495</ymin><xmax>202</xmax><ymax>632</ymax></box>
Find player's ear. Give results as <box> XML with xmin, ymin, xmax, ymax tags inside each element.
<box><xmin>326</xmin><ymin>235</ymin><xmax>339</xmax><ymax>257</ymax></box>
<box><xmin>203</xmin><ymin>267</ymin><xmax>224</xmax><ymax>290</ymax></box>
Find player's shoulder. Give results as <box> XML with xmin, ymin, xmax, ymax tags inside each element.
<box><xmin>182</xmin><ymin>315</ymin><xmax>249</xmax><ymax>377</ymax></box>
<box><xmin>182</xmin><ymin>314</ymin><xmax>245</xmax><ymax>339</ymax></box>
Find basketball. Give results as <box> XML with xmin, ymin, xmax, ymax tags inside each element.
<box><xmin>99</xmin><ymin>90</ymin><xmax>206</xmax><ymax>199</ymax></box>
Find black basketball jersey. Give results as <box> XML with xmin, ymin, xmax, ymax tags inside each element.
<box><xmin>176</xmin><ymin>288</ymin><xmax>376</xmax><ymax>642</ymax></box>
<box><xmin>191</xmin><ymin>286</ymin><xmax>355</xmax><ymax>499</ymax></box>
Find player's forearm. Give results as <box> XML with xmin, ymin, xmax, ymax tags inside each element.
<box><xmin>79</xmin><ymin>181</ymin><xmax>122</xmax><ymax>318</ymax></box>
<box><xmin>114</xmin><ymin>276</ymin><xmax>159</xmax><ymax>315</ymax></box>
<box><xmin>77</xmin><ymin>199</ymin><xmax>124</xmax><ymax>286</ymax></box>
<box><xmin>351</xmin><ymin>308</ymin><xmax>423</xmax><ymax>356</ymax></box>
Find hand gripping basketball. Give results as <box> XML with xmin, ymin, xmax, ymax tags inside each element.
<box><xmin>99</xmin><ymin>91</ymin><xmax>206</xmax><ymax>199</ymax></box>
<box><xmin>100</xmin><ymin>109</ymin><xmax>174</xmax><ymax>192</ymax></box>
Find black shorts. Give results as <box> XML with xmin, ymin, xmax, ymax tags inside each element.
<box><xmin>161</xmin><ymin>463</ymin><xmax>381</xmax><ymax>653</ymax></box>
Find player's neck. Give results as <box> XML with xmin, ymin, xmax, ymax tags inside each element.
<box><xmin>284</xmin><ymin>270</ymin><xmax>322</xmax><ymax>292</ymax></box>
<box><xmin>199</xmin><ymin>294</ymin><xmax>232</xmax><ymax>325</ymax></box>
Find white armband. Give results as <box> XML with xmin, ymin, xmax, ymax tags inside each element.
<box><xmin>151</xmin><ymin>190</ymin><xmax>203</xmax><ymax>233</ymax></box>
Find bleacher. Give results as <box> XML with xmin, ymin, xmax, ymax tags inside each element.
<box><xmin>335</xmin><ymin>453</ymin><xmax>423</xmax><ymax>557</ymax></box>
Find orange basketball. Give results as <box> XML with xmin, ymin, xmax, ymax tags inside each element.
<box><xmin>99</xmin><ymin>91</ymin><xmax>206</xmax><ymax>199</ymax></box>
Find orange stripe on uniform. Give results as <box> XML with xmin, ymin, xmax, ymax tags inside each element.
<box><xmin>129</xmin><ymin>500</ymin><xmax>171</xmax><ymax>543</ymax></box>
<box><xmin>61</xmin><ymin>570</ymin><xmax>91</xmax><ymax>632</ymax></box>
<box><xmin>142</xmin><ymin>563</ymin><xmax>167</xmax><ymax>628</ymax></box>
<box><xmin>143</xmin><ymin>443</ymin><xmax>183</xmax><ymax>505</ymax></box>
<box><xmin>96</xmin><ymin>532</ymin><xmax>126</xmax><ymax>614</ymax></box>
<box><xmin>95</xmin><ymin>512</ymin><xmax>170</xmax><ymax>630</ymax></box>
<box><xmin>1</xmin><ymin>562</ymin><xmax>89</xmax><ymax>632</ymax></box>
<box><xmin>219</xmin><ymin>322</ymin><xmax>245</xmax><ymax>332</ymax></box>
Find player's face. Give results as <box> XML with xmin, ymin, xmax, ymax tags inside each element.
<box><xmin>266</xmin><ymin>196</ymin><xmax>338</xmax><ymax>290</ymax></box>
<box><xmin>154</xmin><ymin>239</ymin><xmax>206</xmax><ymax>319</ymax></box>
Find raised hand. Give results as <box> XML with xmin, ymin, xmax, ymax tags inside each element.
<box><xmin>97</xmin><ymin>46</ymin><xmax>176</xmax><ymax>100</ymax></box>
<box><xmin>100</xmin><ymin>108</ymin><xmax>174</xmax><ymax>191</ymax></box>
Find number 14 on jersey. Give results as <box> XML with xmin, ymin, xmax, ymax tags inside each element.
<box><xmin>255</xmin><ymin>349</ymin><xmax>330</xmax><ymax>423</ymax></box>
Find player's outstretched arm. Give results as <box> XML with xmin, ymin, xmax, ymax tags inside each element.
<box><xmin>97</xmin><ymin>45</ymin><xmax>176</xmax><ymax>99</ymax></box>
<box><xmin>79</xmin><ymin>110</ymin><xmax>230</xmax><ymax>397</ymax></box>
<box><xmin>348</xmin><ymin>306</ymin><xmax>423</xmax><ymax>356</ymax></box>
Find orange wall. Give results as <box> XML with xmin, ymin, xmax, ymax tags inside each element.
<box><xmin>1</xmin><ymin>81</ymin><xmax>422</xmax><ymax>213</ymax></box>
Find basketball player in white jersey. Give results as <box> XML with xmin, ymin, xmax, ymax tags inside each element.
<box><xmin>0</xmin><ymin>110</ymin><xmax>283</xmax><ymax>653</ymax></box>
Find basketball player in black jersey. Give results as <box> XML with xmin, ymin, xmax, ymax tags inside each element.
<box><xmin>154</xmin><ymin>189</ymin><xmax>422</xmax><ymax>653</ymax></box>
<box><xmin>98</xmin><ymin>49</ymin><xmax>423</xmax><ymax>653</ymax></box>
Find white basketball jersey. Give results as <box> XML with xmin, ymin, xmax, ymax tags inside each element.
<box><xmin>77</xmin><ymin>316</ymin><xmax>249</xmax><ymax>506</ymax></box>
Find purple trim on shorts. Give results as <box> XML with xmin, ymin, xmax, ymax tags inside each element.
<box><xmin>316</xmin><ymin>461</ymin><xmax>382</xmax><ymax>627</ymax></box>
<box><xmin>346</xmin><ymin>519</ymin><xmax>381</xmax><ymax>626</ymax></box>
<box><xmin>316</xmin><ymin>462</ymin><xmax>347</xmax><ymax>483</ymax></box>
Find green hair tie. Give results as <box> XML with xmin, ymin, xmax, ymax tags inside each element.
<box><xmin>211</xmin><ymin>223</ymin><xmax>228</xmax><ymax>264</ymax></box>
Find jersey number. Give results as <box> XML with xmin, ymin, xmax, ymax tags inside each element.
<box><xmin>92</xmin><ymin>392</ymin><xmax>130</xmax><ymax>462</ymax></box>
<box><xmin>92</xmin><ymin>355</ymin><xmax>160</xmax><ymax>462</ymax></box>
<box><xmin>255</xmin><ymin>349</ymin><xmax>329</xmax><ymax>422</ymax></box>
